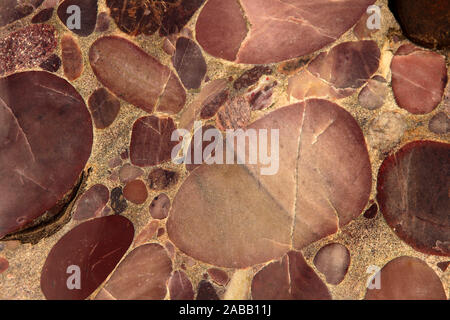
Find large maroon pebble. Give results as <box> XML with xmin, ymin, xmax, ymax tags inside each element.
<box><xmin>377</xmin><ymin>141</ymin><xmax>449</xmax><ymax>256</ymax></box>
<box><xmin>40</xmin><ymin>215</ymin><xmax>134</xmax><ymax>300</ymax></box>
<box><xmin>0</xmin><ymin>71</ymin><xmax>92</xmax><ymax>238</ymax></box>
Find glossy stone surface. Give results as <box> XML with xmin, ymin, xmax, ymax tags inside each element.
<box><xmin>40</xmin><ymin>215</ymin><xmax>134</xmax><ymax>300</ymax></box>
<box><xmin>0</xmin><ymin>71</ymin><xmax>92</xmax><ymax>238</ymax></box>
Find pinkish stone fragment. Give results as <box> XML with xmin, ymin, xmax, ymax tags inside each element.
<box><xmin>169</xmin><ymin>270</ymin><xmax>194</xmax><ymax>300</ymax></box>
<box><xmin>73</xmin><ymin>184</ymin><xmax>109</xmax><ymax>221</ymax></box>
<box><xmin>391</xmin><ymin>44</ymin><xmax>447</xmax><ymax>114</ymax></box>
<box><xmin>0</xmin><ymin>257</ymin><xmax>8</xmax><ymax>274</ymax></box>
<box><xmin>134</xmin><ymin>220</ymin><xmax>159</xmax><ymax>247</ymax></box>
<box><xmin>358</xmin><ymin>75</ymin><xmax>388</xmax><ymax>110</ymax></box>
<box><xmin>149</xmin><ymin>193</ymin><xmax>171</xmax><ymax>220</ymax></box>
<box><xmin>118</xmin><ymin>164</ymin><xmax>144</xmax><ymax>184</ymax></box>
<box><xmin>313</xmin><ymin>243</ymin><xmax>350</xmax><ymax>285</ymax></box>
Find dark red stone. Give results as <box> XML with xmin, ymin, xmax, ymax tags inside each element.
<box><xmin>40</xmin><ymin>215</ymin><xmax>134</xmax><ymax>300</ymax></box>
<box><xmin>0</xmin><ymin>71</ymin><xmax>92</xmax><ymax>238</ymax></box>
<box><xmin>39</xmin><ymin>54</ymin><xmax>61</xmax><ymax>72</ymax></box>
<box><xmin>196</xmin><ymin>280</ymin><xmax>219</xmax><ymax>300</ymax></box>
<box><xmin>0</xmin><ymin>257</ymin><xmax>8</xmax><ymax>274</ymax></box>
<box><xmin>57</xmin><ymin>0</ymin><xmax>98</xmax><ymax>37</ymax></box>
<box><xmin>363</xmin><ymin>203</ymin><xmax>378</xmax><ymax>219</ymax></box>
<box><xmin>173</xmin><ymin>37</ymin><xmax>207</xmax><ymax>90</ymax></box>
<box><xmin>233</xmin><ymin>66</ymin><xmax>273</xmax><ymax>91</ymax></box>
<box><xmin>31</xmin><ymin>7</ymin><xmax>53</xmax><ymax>23</ymax></box>
<box><xmin>377</xmin><ymin>141</ymin><xmax>450</xmax><ymax>256</ymax></box>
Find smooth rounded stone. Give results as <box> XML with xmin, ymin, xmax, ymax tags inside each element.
<box><xmin>40</xmin><ymin>215</ymin><xmax>134</xmax><ymax>300</ymax></box>
<box><xmin>99</xmin><ymin>243</ymin><xmax>173</xmax><ymax>300</ymax></box>
<box><xmin>0</xmin><ymin>0</ymin><xmax>43</xmax><ymax>27</ymax></box>
<box><xmin>391</xmin><ymin>44</ymin><xmax>447</xmax><ymax>115</ymax></box>
<box><xmin>130</xmin><ymin>116</ymin><xmax>178</xmax><ymax>167</ymax></box>
<box><xmin>149</xmin><ymin>193</ymin><xmax>170</xmax><ymax>220</ymax></box>
<box><xmin>61</xmin><ymin>34</ymin><xmax>83</xmax><ymax>81</ymax></box>
<box><xmin>95</xmin><ymin>12</ymin><xmax>110</xmax><ymax>32</ymax></box>
<box><xmin>73</xmin><ymin>184</ymin><xmax>109</xmax><ymax>221</ymax></box>
<box><xmin>168</xmin><ymin>99</ymin><xmax>372</xmax><ymax>268</ymax></box>
<box><xmin>0</xmin><ymin>71</ymin><xmax>93</xmax><ymax>238</ymax></box>
<box><xmin>89</xmin><ymin>36</ymin><xmax>185</xmax><ymax>115</ymax></box>
<box><xmin>39</xmin><ymin>54</ymin><xmax>61</xmax><ymax>72</ymax></box>
<box><xmin>173</xmin><ymin>37</ymin><xmax>207</xmax><ymax>90</ymax></box>
<box><xmin>313</xmin><ymin>243</ymin><xmax>350</xmax><ymax>285</ymax></box>
<box><xmin>106</xmin><ymin>0</ymin><xmax>204</xmax><ymax>37</ymax></box>
<box><xmin>0</xmin><ymin>24</ymin><xmax>57</xmax><ymax>76</ymax></box>
<box><xmin>377</xmin><ymin>141</ymin><xmax>450</xmax><ymax>256</ymax></box>
<box><xmin>123</xmin><ymin>180</ymin><xmax>148</xmax><ymax>205</ymax></box>
<box><xmin>307</xmin><ymin>41</ymin><xmax>380</xmax><ymax>90</ymax></box>
<box><xmin>207</xmin><ymin>268</ymin><xmax>229</xmax><ymax>286</ymax></box>
<box><xmin>196</xmin><ymin>0</ymin><xmax>376</xmax><ymax>64</ymax></box>
<box><xmin>0</xmin><ymin>257</ymin><xmax>8</xmax><ymax>274</ymax></box>
<box><xmin>88</xmin><ymin>88</ymin><xmax>120</xmax><ymax>129</ymax></box>
<box><xmin>148</xmin><ymin>168</ymin><xmax>179</xmax><ymax>190</ymax></box>
<box><xmin>358</xmin><ymin>76</ymin><xmax>388</xmax><ymax>110</ymax></box>
<box><xmin>169</xmin><ymin>270</ymin><xmax>194</xmax><ymax>300</ymax></box>
<box><xmin>428</xmin><ymin>112</ymin><xmax>450</xmax><ymax>134</ymax></box>
<box><xmin>57</xmin><ymin>0</ymin><xmax>98</xmax><ymax>37</ymax></box>
<box><xmin>216</xmin><ymin>96</ymin><xmax>251</xmax><ymax>130</ymax></box>
<box><xmin>196</xmin><ymin>280</ymin><xmax>219</xmax><ymax>300</ymax></box>
<box><xmin>365</xmin><ymin>256</ymin><xmax>447</xmax><ymax>300</ymax></box>
<box><xmin>252</xmin><ymin>251</ymin><xmax>331</xmax><ymax>300</ymax></box>
<box><xmin>31</xmin><ymin>7</ymin><xmax>53</xmax><ymax>23</ymax></box>
<box><xmin>178</xmin><ymin>79</ymin><xmax>228</xmax><ymax>131</ymax></box>
<box><xmin>118</xmin><ymin>164</ymin><xmax>144</xmax><ymax>184</ymax></box>
<box><xmin>367</xmin><ymin>112</ymin><xmax>407</xmax><ymax>152</ymax></box>
<box><xmin>388</xmin><ymin>0</ymin><xmax>450</xmax><ymax>49</ymax></box>
<box><xmin>110</xmin><ymin>186</ymin><xmax>127</xmax><ymax>214</ymax></box>
<box><xmin>134</xmin><ymin>220</ymin><xmax>159</xmax><ymax>247</ymax></box>
<box><xmin>363</xmin><ymin>202</ymin><xmax>378</xmax><ymax>219</ymax></box>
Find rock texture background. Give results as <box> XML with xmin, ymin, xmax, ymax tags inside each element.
<box><xmin>0</xmin><ymin>0</ymin><xmax>448</xmax><ymax>300</ymax></box>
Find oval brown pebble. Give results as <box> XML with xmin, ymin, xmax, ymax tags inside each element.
<box><xmin>61</xmin><ymin>34</ymin><xmax>83</xmax><ymax>81</ymax></box>
<box><xmin>123</xmin><ymin>180</ymin><xmax>147</xmax><ymax>205</ymax></box>
<box><xmin>39</xmin><ymin>54</ymin><xmax>61</xmax><ymax>72</ymax></box>
<box><xmin>149</xmin><ymin>194</ymin><xmax>170</xmax><ymax>220</ymax></box>
<box><xmin>313</xmin><ymin>243</ymin><xmax>350</xmax><ymax>285</ymax></box>
<box><xmin>365</xmin><ymin>256</ymin><xmax>446</xmax><ymax>300</ymax></box>
<box><xmin>40</xmin><ymin>215</ymin><xmax>134</xmax><ymax>300</ymax></box>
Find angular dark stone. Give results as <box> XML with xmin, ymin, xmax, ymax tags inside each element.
<box><xmin>95</xmin><ymin>12</ymin><xmax>110</xmax><ymax>32</ymax></box>
<box><xmin>173</xmin><ymin>37</ymin><xmax>207</xmax><ymax>90</ymax></box>
<box><xmin>40</xmin><ymin>215</ymin><xmax>134</xmax><ymax>300</ymax></box>
<box><xmin>31</xmin><ymin>7</ymin><xmax>53</xmax><ymax>23</ymax></box>
<box><xmin>196</xmin><ymin>280</ymin><xmax>219</xmax><ymax>300</ymax></box>
<box><xmin>313</xmin><ymin>243</ymin><xmax>350</xmax><ymax>285</ymax></box>
<box><xmin>57</xmin><ymin>0</ymin><xmax>98</xmax><ymax>37</ymax></box>
<box><xmin>39</xmin><ymin>54</ymin><xmax>61</xmax><ymax>72</ymax></box>
<box><xmin>148</xmin><ymin>168</ymin><xmax>179</xmax><ymax>190</ymax></box>
<box><xmin>363</xmin><ymin>203</ymin><xmax>378</xmax><ymax>219</ymax></box>
<box><xmin>130</xmin><ymin>116</ymin><xmax>178</xmax><ymax>167</ymax></box>
<box><xmin>437</xmin><ymin>261</ymin><xmax>449</xmax><ymax>272</ymax></box>
<box><xmin>110</xmin><ymin>187</ymin><xmax>127</xmax><ymax>214</ymax></box>
<box><xmin>88</xmin><ymin>88</ymin><xmax>121</xmax><ymax>129</ymax></box>
<box><xmin>388</xmin><ymin>0</ymin><xmax>450</xmax><ymax>49</ymax></box>
<box><xmin>233</xmin><ymin>66</ymin><xmax>272</xmax><ymax>91</ymax></box>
